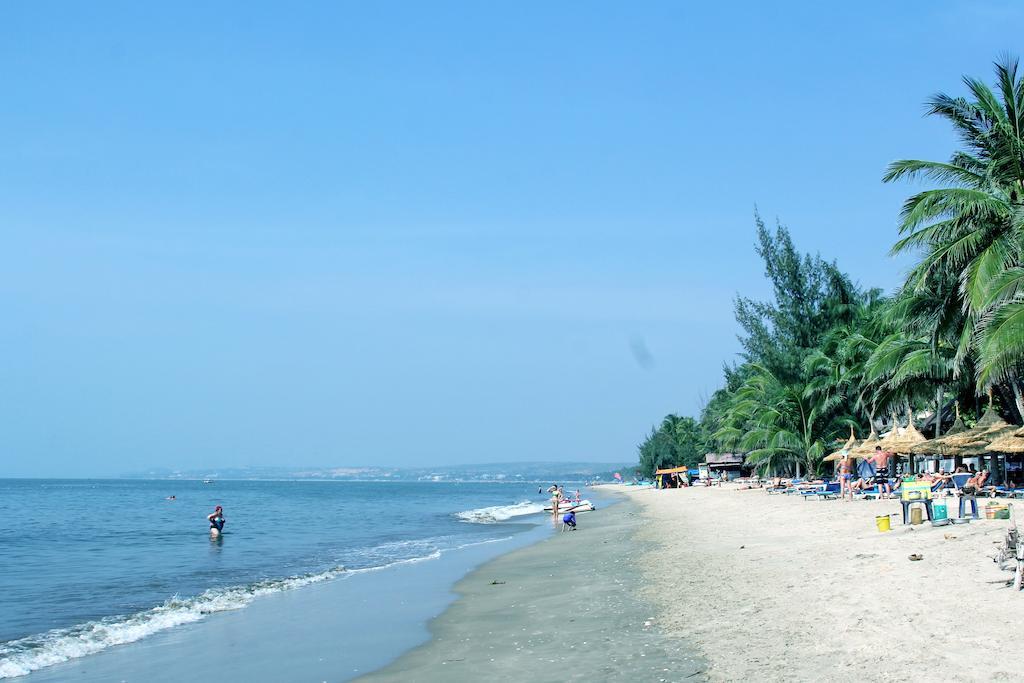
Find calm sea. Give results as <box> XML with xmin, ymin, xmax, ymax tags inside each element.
<box><xmin>0</xmin><ymin>479</ymin><xmax>556</xmax><ymax>679</ymax></box>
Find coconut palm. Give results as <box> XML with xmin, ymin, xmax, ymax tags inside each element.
<box><xmin>716</xmin><ymin>364</ymin><xmax>853</xmax><ymax>477</ymax></box>
<box><xmin>805</xmin><ymin>290</ymin><xmax>890</xmax><ymax>428</ymax></box>
<box><xmin>883</xmin><ymin>55</ymin><xmax>1024</xmax><ymax>413</ymax></box>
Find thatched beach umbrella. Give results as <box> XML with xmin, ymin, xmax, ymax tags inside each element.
<box><xmin>823</xmin><ymin>427</ymin><xmax>857</xmax><ymax>462</ymax></box>
<box><xmin>947</xmin><ymin>405</ymin><xmax>969</xmax><ymax>435</ymax></box>
<box><xmin>933</xmin><ymin>405</ymin><xmax>1010</xmax><ymax>448</ymax></box>
<box><xmin>848</xmin><ymin>428</ymin><xmax>880</xmax><ymax>457</ymax></box>
<box><xmin>914</xmin><ymin>398</ymin><xmax>1018</xmax><ymax>479</ymax></box>
<box><xmin>987</xmin><ymin>426</ymin><xmax>1024</xmax><ymax>455</ymax></box>
<box><xmin>941</xmin><ymin>421</ymin><xmax>1016</xmax><ymax>480</ymax></box>
<box><xmin>958</xmin><ymin>426</ymin><xmax>1019</xmax><ymax>482</ymax></box>
<box><xmin>911</xmin><ymin>403</ymin><xmax>987</xmax><ymax>457</ymax></box>
<box><xmin>886</xmin><ymin>417</ymin><xmax>927</xmax><ymax>454</ymax></box>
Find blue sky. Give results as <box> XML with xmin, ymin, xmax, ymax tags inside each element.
<box><xmin>2</xmin><ymin>2</ymin><xmax>1023</xmax><ymax>476</ymax></box>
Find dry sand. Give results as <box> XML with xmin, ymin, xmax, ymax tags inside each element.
<box><xmin>625</xmin><ymin>484</ymin><xmax>1023</xmax><ymax>682</ymax></box>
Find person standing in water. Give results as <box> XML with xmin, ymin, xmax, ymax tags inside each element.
<box><xmin>547</xmin><ymin>484</ymin><xmax>561</xmax><ymax>518</ymax></box>
<box><xmin>207</xmin><ymin>505</ymin><xmax>225</xmax><ymax>536</ymax></box>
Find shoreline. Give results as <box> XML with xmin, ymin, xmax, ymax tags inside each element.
<box><xmin>12</xmin><ymin>519</ymin><xmax>556</xmax><ymax>682</ymax></box>
<box><xmin>359</xmin><ymin>491</ymin><xmax>704</xmax><ymax>682</ymax></box>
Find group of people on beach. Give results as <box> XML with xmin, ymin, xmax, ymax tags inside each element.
<box><xmin>919</xmin><ymin>466</ymin><xmax>990</xmax><ymax>493</ymax></box>
<box><xmin>837</xmin><ymin>446</ymin><xmax>894</xmax><ymax>501</ymax></box>
<box><xmin>546</xmin><ymin>484</ymin><xmax>579</xmax><ymax>530</ymax></box>
<box><xmin>833</xmin><ymin>447</ymin><xmax>995</xmax><ymax>500</ymax></box>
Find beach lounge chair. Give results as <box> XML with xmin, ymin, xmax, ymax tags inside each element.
<box><xmin>992</xmin><ymin>486</ymin><xmax>1024</xmax><ymax>498</ymax></box>
<box><xmin>855</xmin><ymin>485</ymin><xmax>881</xmax><ymax>499</ymax></box>
<box><xmin>950</xmin><ymin>473</ymin><xmax>972</xmax><ymax>491</ymax></box>
<box><xmin>801</xmin><ymin>482</ymin><xmax>840</xmax><ymax>500</ymax></box>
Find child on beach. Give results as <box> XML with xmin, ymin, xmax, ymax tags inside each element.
<box><xmin>562</xmin><ymin>511</ymin><xmax>577</xmax><ymax>531</ymax></box>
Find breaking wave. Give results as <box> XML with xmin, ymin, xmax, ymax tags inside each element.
<box><xmin>455</xmin><ymin>500</ymin><xmax>546</xmax><ymax>523</ymax></box>
<box><xmin>0</xmin><ymin>537</ymin><xmax>488</xmax><ymax>679</ymax></box>
<box><xmin>0</xmin><ymin>566</ymin><xmax>349</xmax><ymax>679</ymax></box>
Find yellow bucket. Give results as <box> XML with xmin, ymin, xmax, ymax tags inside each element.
<box><xmin>875</xmin><ymin>515</ymin><xmax>892</xmax><ymax>532</ymax></box>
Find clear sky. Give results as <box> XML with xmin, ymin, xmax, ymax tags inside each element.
<box><xmin>3</xmin><ymin>2</ymin><xmax>1023</xmax><ymax>477</ymax></box>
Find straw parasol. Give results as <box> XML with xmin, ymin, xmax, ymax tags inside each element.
<box><xmin>823</xmin><ymin>426</ymin><xmax>857</xmax><ymax>462</ymax></box>
<box><xmin>910</xmin><ymin>401</ymin><xmax>1000</xmax><ymax>456</ymax></box>
<box><xmin>941</xmin><ymin>419</ymin><xmax>1016</xmax><ymax>462</ymax></box>
<box><xmin>947</xmin><ymin>403</ymin><xmax>969</xmax><ymax>435</ymax></box>
<box><xmin>987</xmin><ymin>426</ymin><xmax>1024</xmax><ymax>454</ymax></box>
<box><xmin>910</xmin><ymin>403</ymin><xmax>966</xmax><ymax>458</ymax></box>
<box><xmin>884</xmin><ymin>411</ymin><xmax>928</xmax><ymax>454</ymax></box>
<box><xmin>933</xmin><ymin>404</ymin><xmax>1009</xmax><ymax>448</ymax></box>
<box><xmin>848</xmin><ymin>428</ymin><xmax>881</xmax><ymax>457</ymax></box>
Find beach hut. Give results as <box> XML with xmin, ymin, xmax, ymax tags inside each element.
<box><xmin>653</xmin><ymin>466</ymin><xmax>690</xmax><ymax>488</ymax></box>
<box><xmin>704</xmin><ymin>453</ymin><xmax>750</xmax><ymax>481</ymax></box>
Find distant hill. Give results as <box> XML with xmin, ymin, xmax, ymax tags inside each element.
<box><xmin>121</xmin><ymin>462</ymin><xmax>633</xmax><ymax>483</ymax></box>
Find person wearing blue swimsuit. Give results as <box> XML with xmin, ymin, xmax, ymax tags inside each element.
<box><xmin>207</xmin><ymin>505</ymin><xmax>225</xmax><ymax>536</ymax></box>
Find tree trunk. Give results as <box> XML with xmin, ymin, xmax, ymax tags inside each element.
<box><xmin>995</xmin><ymin>382</ymin><xmax>1023</xmax><ymax>424</ymax></box>
<box><xmin>934</xmin><ymin>385</ymin><xmax>943</xmax><ymax>438</ymax></box>
<box><xmin>795</xmin><ymin>462</ymin><xmax>801</xmax><ymax>479</ymax></box>
<box><xmin>1012</xmin><ymin>380</ymin><xmax>1024</xmax><ymax>426</ymax></box>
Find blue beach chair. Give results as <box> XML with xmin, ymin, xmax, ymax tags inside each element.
<box><xmin>801</xmin><ymin>481</ymin><xmax>840</xmax><ymax>500</ymax></box>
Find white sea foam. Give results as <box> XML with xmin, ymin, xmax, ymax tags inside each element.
<box><xmin>455</xmin><ymin>500</ymin><xmax>546</xmax><ymax>523</ymax></box>
<box><xmin>0</xmin><ymin>532</ymin><xmax>519</xmax><ymax>679</ymax></box>
<box><xmin>0</xmin><ymin>566</ymin><xmax>351</xmax><ymax>679</ymax></box>
<box><xmin>346</xmin><ymin>549</ymin><xmax>443</xmax><ymax>575</ymax></box>
<box><xmin>0</xmin><ymin>525</ymin><xmax>523</xmax><ymax>678</ymax></box>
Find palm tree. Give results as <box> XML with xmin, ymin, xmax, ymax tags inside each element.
<box><xmin>715</xmin><ymin>364</ymin><xmax>852</xmax><ymax>477</ymax></box>
<box><xmin>883</xmin><ymin>55</ymin><xmax>1024</xmax><ymax>417</ymax></box>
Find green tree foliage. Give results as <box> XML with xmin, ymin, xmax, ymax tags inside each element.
<box><xmin>714</xmin><ymin>364</ymin><xmax>854</xmax><ymax>476</ymax></box>
<box><xmin>636</xmin><ymin>55</ymin><xmax>1024</xmax><ymax>477</ymax></box>
<box><xmin>884</xmin><ymin>55</ymin><xmax>1024</xmax><ymax>417</ymax></box>
<box><xmin>734</xmin><ymin>213</ymin><xmax>861</xmax><ymax>384</ymax></box>
<box><xmin>637</xmin><ymin>414</ymin><xmax>704</xmax><ymax>477</ymax></box>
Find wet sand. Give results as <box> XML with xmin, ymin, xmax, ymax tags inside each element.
<box><xmin>360</xmin><ymin>498</ymin><xmax>704</xmax><ymax>682</ymax></box>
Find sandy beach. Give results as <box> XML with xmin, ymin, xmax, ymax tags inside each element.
<box><xmin>18</xmin><ymin>486</ymin><xmax>1023</xmax><ymax>683</ymax></box>
<box><xmin>361</xmin><ymin>485</ymin><xmax>1024</xmax><ymax>683</ymax></box>
<box><xmin>625</xmin><ymin>484</ymin><xmax>1024</xmax><ymax>682</ymax></box>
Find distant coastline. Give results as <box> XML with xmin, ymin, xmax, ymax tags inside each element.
<box><xmin>117</xmin><ymin>461</ymin><xmax>630</xmax><ymax>483</ymax></box>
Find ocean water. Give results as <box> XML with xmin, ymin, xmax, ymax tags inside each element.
<box><xmin>0</xmin><ymin>479</ymin><xmax>555</xmax><ymax>679</ymax></box>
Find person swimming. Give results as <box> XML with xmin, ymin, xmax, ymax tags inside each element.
<box><xmin>207</xmin><ymin>506</ymin><xmax>225</xmax><ymax>535</ymax></box>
